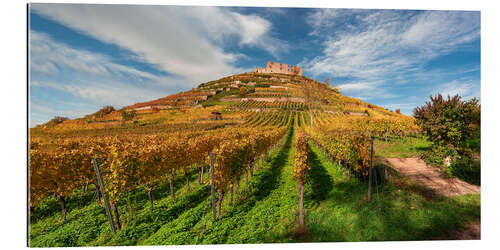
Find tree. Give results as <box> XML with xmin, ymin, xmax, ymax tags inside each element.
<box><xmin>121</xmin><ymin>110</ymin><xmax>137</xmax><ymax>121</ymax></box>
<box><xmin>301</xmin><ymin>79</ymin><xmax>328</xmax><ymax>125</ymax></box>
<box><xmin>95</xmin><ymin>105</ymin><xmax>115</xmax><ymax>118</ymax></box>
<box><xmin>413</xmin><ymin>94</ymin><xmax>480</xmax><ymax>156</ymax></box>
<box><xmin>395</xmin><ymin>109</ymin><xmax>401</xmax><ymax>114</ymax></box>
<box><xmin>238</xmin><ymin>86</ymin><xmax>249</xmax><ymax>96</ymax></box>
<box><xmin>324</xmin><ymin>77</ymin><xmax>331</xmax><ymax>87</ymax></box>
<box><xmin>332</xmin><ymin>86</ymin><xmax>340</xmax><ymax>93</ymax></box>
<box><xmin>44</xmin><ymin>116</ymin><xmax>69</xmax><ymax>127</ymax></box>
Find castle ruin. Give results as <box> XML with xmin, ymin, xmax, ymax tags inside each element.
<box><xmin>253</xmin><ymin>61</ymin><xmax>302</xmax><ymax>76</ymax></box>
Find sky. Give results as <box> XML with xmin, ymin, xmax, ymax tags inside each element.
<box><xmin>28</xmin><ymin>4</ymin><xmax>480</xmax><ymax>126</ymax></box>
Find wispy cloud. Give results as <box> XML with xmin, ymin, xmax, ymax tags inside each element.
<box><xmin>302</xmin><ymin>9</ymin><xmax>480</xmax><ymax>102</ymax></box>
<box><xmin>29</xmin><ymin>4</ymin><xmax>291</xmax><ymax>124</ymax></box>
<box><xmin>29</xmin><ymin>30</ymin><xmax>193</xmax><ymax>123</ymax></box>
<box><xmin>336</xmin><ymin>81</ymin><xmax>399</xmax><ymax>100</ymax></box>
<box><xmin>337</xmin><ymin>82</ymin><xmax>374</xmax><ymax>91</ymax></box>
<box><xmin>433</xmin><ymin>79</ymin><xmax>480</xmax><ymax>101</ymax></box>
<box><xmin>31</xmin><ymin>4</ymin><xmax>286</xmax><ymax>82</ymax></box>
<box><xmin>379</xmin><ymin>102</ymin><xmax>419</xmax><ymax>115</ymax></box>
<box><xmin>30</xmin><ymin>31</ymin><xmax>161</xmax><ymax>82</ymax></box>
<box><xmin>29</xmin><ymin>99</ymin><xmax>94</xmax><ymax>127</ymax></box>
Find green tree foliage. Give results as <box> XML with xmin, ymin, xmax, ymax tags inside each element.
<box><xmin>332</xmin><ymin>86</ymin><xmax>340</xmax><ymax>93</ymax></box>
<box><xmin>42</xmin><ymin>116</ymin><xmax>69</xmax><ymax>128</ymax></box>
<box><xmin>121</xmin><ymin>110</ymin><xmax>137</xmax><ymax>121</ymax></box>
<box><xmin>446</xmin><ymin>156</ymin><xmax>480</xmax><ymax>185</ymax></box>
<box><xmin>238</xmin><ymin>86</ymin><xmax>249</xmax><ymax>96</ymax></box>
<box><xmin>48</xmin><ymin>116</ymin><xmax>68</xmax><ymax>125</ymax></box>
<box><xmin>94</xmin><ymin>105</ymin><xmax>116</xmax><ymax>118</ymax></box>
<box><xmin>413</xmin><ymin>94</ymin><xmax>480</xmax><ymax>156</ymax></box>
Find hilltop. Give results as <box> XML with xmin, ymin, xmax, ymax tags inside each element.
<box><xmin>33</xmin><ymin>72</ymin><xmax>409</xmax><ymax>131</ymax></box>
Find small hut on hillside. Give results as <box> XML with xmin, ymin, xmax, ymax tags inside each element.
<box><xmin>210</xmin><ymin>111</ymin><xmax>222</xmax><ymax>120</ymax></box>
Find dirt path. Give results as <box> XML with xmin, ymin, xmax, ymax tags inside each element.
<box><xmin>385</xmin><ymin>157</ymin><xmax>480</xmax><ymax>197</ymax></box>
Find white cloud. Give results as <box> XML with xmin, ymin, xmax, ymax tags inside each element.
<box><xmin>337</xmin><ymin>82</ymin><xmax>374</xmax><ymax>91</ymax></box>
<box><xmin>335</xmin><ymin>80</ymin><xmax>399</xmax><ymax>101</ymax></box>
<box><xmin>31</xmin><ymin>4</ymin><xmax>286</xmax><ymax>82</ymax></box>
<box><xmin>379</xmin><ymin>102</ymin><xmax>419</xmax><ymax>115</ymax></box>
<box><xmin>401</xmin><ymin>11</ymin><xmax>480</xmax><ymax>50</ymax></box>
<box><xmin>302</xmin><ymin>10</ymin><xmax>480</xmax><ymax>82</ymax></box>
<box><xmin>29</xmin><ymin>30</ymin><xmax>198</xmax><ymax>124</ymax></box>
<box><xmin>30</xmin><ymin>31</ymin><xmax>160</xmax><ymax>81</ymax></box>
<box><xmin>31</xmin><ymin>79</ymin><xmax>164</xmax><ymax>107</ymax></box>
<box><xmin>433</xmin><ymin>79</ymin><xmax>478</xmax><ymax>99</ymax></box>
<box><xmin>29</xmin><ymin>99</ymin><xmax>94</xmax><ymax>127</ymax></box>
<box><xmin>29</xmin><ymin>4</ymin><xmax>291</xmax><ymax>125</ymax></box>
<box><xmin>307</xmin><ymin>9</ymin><xmax>342</xmax><ymax>36</ymax></box>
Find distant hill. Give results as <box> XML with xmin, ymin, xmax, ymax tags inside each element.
<box><xmin>34</xmin><ymin>72</ymin><xmax>409</xmax><ymax>130</ymax></box>
<box><xmin>124</xmin><ymin>72</ymin><xmax>405</xmax><ymax>117</ymax></box>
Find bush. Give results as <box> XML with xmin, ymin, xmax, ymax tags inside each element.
<box><xmin>238</xmin><ymin>86</ymin><xmax>249</xmax><ymax>96</ymax></box>
<box><xmin>255</xmin><ymin>84</ymin><xmax>270</xmax><ymax>88</ymax></box>
<box><xmin>94</xmin><ymin>105</ymin><xmax>116</xmax><ymax>118</ymax></box>
<box><xmin>446</xmin><ymin>156</ymin><xmax>480</xmax><ymax>185</ymax></box>
<box><xmin>44</xmin><ymin>116</ymin><xmax>69</xmax><ymax>127</ymax></box>
<box><xmin>421</xmin><ymin>145</ymin><xmax>458</xmax><ymax>168</ymax></box>
<box><xmin>121</xmin><ymin>110</ymin><xmax>137</xmax><ymax>121</ymax></box>
<box><xmin>413</xmin><ymin>94</ymin><xmax>480</xmax><ymax>155</ymax></box>
<box><xmin>332</xmin><ymin>86</ymin><xmax>340</xmax><ymax>93</ymax></box>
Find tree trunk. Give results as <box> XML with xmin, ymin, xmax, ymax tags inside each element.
<box><xmin>57</xmin><ymin>195</ymin><xmax>67</xmax><ymax>222</ymax></box>
<box><xmin>94</xmin><ymin>181</ymin><xmax>102</xmax><ymax>205</ymax></box>
<box><xmin>348</xmin><ymin>165</ymin><xmax>352</xmax><ymax>183</ymax></box>
<box><xmin>111</xmin><ymin>203</ymin><xmax>121</xmax><ymax>230</ymax></box>
<box><xmin>229</xmin><ymin>184</ymin><xmax>233</xmax><ymax>206</ymax></box>
<box><xmin>83</xmin><ymin>181</ymin><xmax>88</xmax><ymax>193</ymax></box>
<box><xmin>198</xmin><ymin>166</ymin><xmax>202</xmax><ymax>184</ymax></box>
<box><xmin>147</xmin><ymin>189</ymin><xmax>154</xmax><ymax>213</ymax></box>
<box><xmin>245</xmin><ymin>169</ymin><xmax>249</xmax><ymax>185</ymax></box>
<box><xmin>169</xmin><ymin>174</ymin><xmax>176</xmax><ymax>201</ymax></box>
<box><xmin>236</xmin><ymin>180</ymin><xmax>240</xmax><ymax>194</ymax></box>
<box><xmin>217</xmin><ymin>192</ymin><xmax>225</xmax><ymax>218</ymax></box>
<box><xmin>185</xmin><ymin>168</ymin><xmax>190</xmax><ymax>193</ymax></box>
<box><xmin>250</xmin><ymin>165</ymin><xmax>253</xmax><ymax>177</ymax></box>
<box><xmin>200</xmin><ymin>164</ymin><xmax>204</xmax><ymax>184</ymax></box>
<box><xmin>298</xmin><ymin>183</ymin><xmax>304</xmax><ymax>227</ymax></box>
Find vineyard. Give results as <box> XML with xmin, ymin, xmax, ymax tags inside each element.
<box><xmin>29</xmin><ymin>72</ymin><xmax>480</xmax><ymax>246</ymax></box>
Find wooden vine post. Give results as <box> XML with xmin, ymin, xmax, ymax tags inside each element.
<box><xmin>368</xmin><ymin>137</ymin><xmax>374</xmax><ymax>202</ymax></box>
<box><xmin>92</xmin><ymin>158</ymin><xmax>116</xmax><ymax>233</ymax></box>
<box><xmin>209</xmin><ymin>152</ymin><xmax>216</xmax><ymax>222</ymax></box>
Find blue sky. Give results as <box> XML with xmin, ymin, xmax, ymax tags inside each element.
<box><xmin>28</xmin><ymin>4</ymin><xmax>480</xmax><ymax>126</ymax></box>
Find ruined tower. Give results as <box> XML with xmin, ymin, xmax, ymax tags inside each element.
<box><xmin>253</xmin><ymin>61</ymin><xmax>302</xmax><ymax>76</ymax></box>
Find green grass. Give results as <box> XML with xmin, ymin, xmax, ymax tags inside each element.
<box><xmin>144</xmin><ymin>127</ymin><xmax>298</xmax><ymax>245</ymax></box>
<box><xmin>299</xmin><ymin>142</ymin><xmax>480</xmax><ymax>242</ymax></box>
<box><xmin>29</xmin><ymin>130</ymin><xmax>479</xmax><ymax>246</ymax></box>
<box><xmin>30</xmin><ymin>166</ymin><xmax>210</xmax><ymax>247</ymax></box>
<box><xmin>374</xmin><ymin>137</ymin><xmax>432</xmax><ymax>158</ymax></box>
